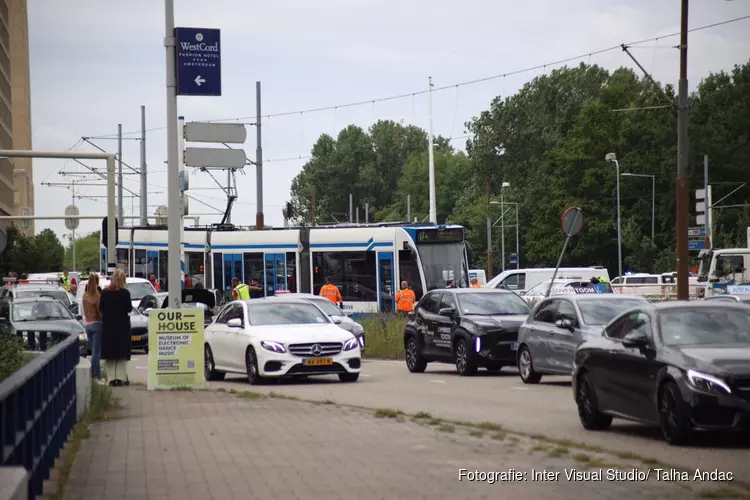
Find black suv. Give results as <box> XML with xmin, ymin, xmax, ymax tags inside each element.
<box><xmin>403</xmin><ymin>288</ymin><xmax>532</xmax><ymax>375</ymax></box>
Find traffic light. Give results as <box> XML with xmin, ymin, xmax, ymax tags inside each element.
<box><xmin>101</xmin><ymin>216</ymin><xmax>120</xmax><ymax>246</ymax></box>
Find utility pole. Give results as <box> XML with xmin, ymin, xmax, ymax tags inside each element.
<box><xmin>676</xmin><ymin>0</ymin><xmax>690</xmax><ymax>300</ymax></box>
<box><xmin>226</xmin><ymin>168</ymin><xmax>232</xmax><ymax>224</ymax></box>
<box><xmin>140</xmin><ymin>106</ymin><xmax>148</xmax><ymax>225</ymax></box>
<box><xmin>407</xmin><ymin>194</ymin><xmax>411</xmax><ymax>222</ymax></box>
<box><xmin>164</xmin><ymin>0</ymin><xmax>181</xmax><ymax>307</ymax></box>
<box><xmin>486</xmin><ymin>182</ymin><xmax>493</xmax><ymax>278</ymax></box>
<box><xmin>427</xmin><ymin>76</ymin><xmax>437</xmax><ymax>224</ymax></box>
<box><xmin>704</xmin><ymin>155</ymin><xmax>710</xmax><ymax>249</ymax></box>
<box><xmin>117</xmin><ymin>124</ymin><xmax>123</xmax><ymax>226</ymax></box>
<box><xmin>311</xmin><ymin>186</ymin><xmax>317</xmax><ymax>226</ymax></box>
<box><xmin>71</xmin><ymin>180</ymin><xmax>76</xmax><ymax>272</ymax></box>
<box><xmin>349</xmin><ymin>193</ymin><xmax>353</xmax><ymax>223</ymax></box>
<box><xmin>256</xmin><ymin>81</ymin><xmax>264</xmax><ymax>230</ymax></box>
<box><xmin>365</xmin><ymin>203</ymin><xmax>369</xmax><ymax>223</ymax></box>
<box><xmin>356</xmin><ymin>207</ymin><xmax>359</xmax><ymax>224</ymax></box>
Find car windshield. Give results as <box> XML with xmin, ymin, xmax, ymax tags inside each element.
<box><xmin>417</xmin><ymin>242</ymin><xmax>468</xmax><ymax>290</ymax></box>
<box><xmin>15</xmin><ymin>289</ymin><xmax>70</xmax><ymax>305</ymax></box>
<box><xmin>12</xmin><ymin>301</ymin><xmax>73</xmax><ymax>322</ymax></box>
<box><xmin>126</xmin><ymin>282</ymin><xmax>157</xmax><ymax>300</ymax></box>
<box><xmin>248</xmin><ymin>303</ymin><xmax>331</xmax><ymax>326</ymax></box>
<box><xmin>659</xmin><ymin>307</ymin><xmax>750</xmax><ymax>346</ymax></box>
<box><xmin>308</xmin><ymin>298</ymin><xmax>343</xmax><ymax>316</ymax></box>
<box><xmin>457</xmin><ymin>292</ymin><xmax>532</xmax><ymax>316</ymax></box>
<box><xmin>578</xmin><ymin>299</ymin><xmax>646</xmax><ymax>325</ymax></box>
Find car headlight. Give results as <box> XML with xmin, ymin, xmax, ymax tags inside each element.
<box><xmin>260</xmin><ymin>340</ymin><xmax>286</xmax><ymax>353</ymax></box>
<box><xmin>78</xmin><ymin>333</ymin><xmax>87</xmax><ymax>341</ymax></box>
<box><xmin>686</xmin><ymin>369</ymin><xmax>731</xmax><ymax>395</ymax></box>
<box><xmin>343</xmin><ymin>336</ymin><xmax>359</xmax><ymax>351</ymax></box>
<box><xmin>352</xmin><ymin>323</ymin><xmax>364</xmax><ymax>335</ymax></box>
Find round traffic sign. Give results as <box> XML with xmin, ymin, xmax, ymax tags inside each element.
<box><xmin>64</xmin><ymin>205</ymin><xmax>80</xmax><ymax>230</ymax></box>
<box><xmin>560</xmin><ymin>207</ymin><xmax>584</xmax><ymax>236</ymax></box>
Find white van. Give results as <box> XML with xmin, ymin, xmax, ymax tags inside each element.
<box><xmin>468</xmin><ymin>269</ymin><xmax>487</xmax><ymax>285</ymax></box>
<box><xmin>485</xmin><ymin>267</ymin><xmax>610</xmax><ymax>294</ymax></box>
<box><xmin>611</xmin><ymin>273</ymin><xmax>692</xmax><ymax>298</ymax></box>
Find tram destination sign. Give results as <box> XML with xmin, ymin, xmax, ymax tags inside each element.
<box><xmin>416</xmin><ymin>228</ymin><xmax>464</xmax><ymax>244</ymax></box>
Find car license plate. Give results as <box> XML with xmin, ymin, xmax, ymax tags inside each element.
<box><xmin>303</xmin><ymin>358</ymin><xmax>333</xmax><ymax>366</ymax></box>
<box><xmin>132</xmin><ymin>336</ymin><xmax>141</xmax><ymax>342</ymax></box>
<box><xmin>510</xmin><ymin>343</ymin><xmax>518</xmax><ymax>351</ymax></box>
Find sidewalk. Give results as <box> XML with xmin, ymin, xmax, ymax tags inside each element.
<box><xmin>63</xmin><ymin>387</ymin><xmax>720</xmax><ymax>500</ymax></box>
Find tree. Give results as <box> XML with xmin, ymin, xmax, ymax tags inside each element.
<box><xmin>64</xmin><ymin>231</ymin><xmax>101</xmax><ymax>271</ymax></box>
<box><xmin>1</xmin><ymin>228</ymin><xmax>65</xmax><ymax>275</ymax></box>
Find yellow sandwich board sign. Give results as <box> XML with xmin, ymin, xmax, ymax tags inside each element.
<box><xmin>147</xmin><ymin>309</ymin><xmax>204</xmax><ymax>390</ymax></box>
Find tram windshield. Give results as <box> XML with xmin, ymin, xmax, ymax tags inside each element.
<box><xmin>417</xmin><ymin>241</ymin><xmax>468</xmax><ymax>290</ymax></box>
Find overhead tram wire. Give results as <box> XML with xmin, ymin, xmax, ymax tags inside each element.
<box><xmin>82</xmin><ymin>14</ymin><xmax>750</xmax><ymax>138</ymax></box>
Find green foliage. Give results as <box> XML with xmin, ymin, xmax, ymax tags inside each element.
<box><xmin>360</xmin><ymin>314</ymin><xmax>408</xmax><ymax>359</ymax></box>
<box><xmin>0</xmin><ymin>227</ymin><xmax>65</xmax><ymax>276</ymax></box>
<box><xmin>0</xmin><ymin>334</ymin><xmax>27</xmax><ymax>382</ymax></box>
<box><xmin>64</xmin><ymin>231</ymin><xmax>101</xmax><ymax>271</ymax></box>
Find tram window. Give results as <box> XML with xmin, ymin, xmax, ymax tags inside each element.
<box><xmin>158</xmin><ymin>251</ymin><xmax>168</xmax><ymax>292</ymax></box>
<box><xmin>134</xmin><ymin>250</ymin><xmax>147</xmax><ymax>278</ymax></box>
<box><xmin>212</xmin><ymin>253</ymin><xmax>223</xmax><ymax>291</ymax></box>
<box><xmin>116</xmin><ymin>249</ymin><xmax>129</xmax><ymax>274</ymax></box>
<box><xmin>398</xmin><ymin>250</ymin><xmax>424</xmax><ymax>300</ymax></box>
<box><xmin>286</xmin><ymin>252</ymin><xmax>297</xmax><ymax>293</ymax></box>
<box><xmin>313</xmin><ymin>251</ymin><xmax>377</xmax><ymax>302</ymax></box>
<box><xmin>186</xmin><ymin>252</ymin><xmax>204</xmax><ymax>288</ymax></box>
<box><xmin>243</xmin><ymin>253</ymin><xmax>264</xmax><ymax>285</ymax></box>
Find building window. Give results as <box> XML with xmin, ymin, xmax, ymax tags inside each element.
<box><xmin>313</xmin><ymin>251</ymin><xmax>377</xmax><ymax>302</ymax></box>
<box><xmin>398</xmin><ymin>250</ymin><xmax>424</xmax><ymax>300</ymax></box>
<box><xmin>185</xmin><ymin>252</ymin><xmax>204</xmax><ymax>288</ymax></box>
<box><xmin>286</xmin><ymin>252</ymin><xmax>297</xmax><ymax>293</ymax></box>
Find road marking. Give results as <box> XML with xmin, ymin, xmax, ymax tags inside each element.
<box><xmin>136</xmin><ymin>366</ymin><xmax>148</xmax><ymax>370</ymax></box>
<box><xmin>512</xmin><ymin>386</ymin><xmax>529</xmax><ymax>391</ymax></box>
<box><xmin>430</xmin><ymin>380</ymin><xmax>446</xmax><ymax>384</ymax></box>
<box><xmin>361</xmin><ymin>374</ymin><xmax>371</xmax><ymax>378</ymax></box>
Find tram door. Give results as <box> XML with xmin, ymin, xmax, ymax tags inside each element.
<box><xmin>223</xmin><ymin>254</ymin><xmax>243</xmax><ymax>291</ymax></box>
<box><xmin>265</xmin><ymin>253</ymin><xmax>287</xmax><ymax>295</ymax></box>
<box><xmin>147</xmin><ymin>251</ymin><xmax>158</xmax><ymax>280</ymax></box>
<box><xmin>378</xmin><ymin>252</ymin><xmax>395</xmax><ymax>313</ymax></box>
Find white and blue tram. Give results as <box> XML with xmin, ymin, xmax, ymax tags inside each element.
<box><xmin>102</xmin><ymin>223</ymin><xmax>470</xmax><ymax>315</ymax></box>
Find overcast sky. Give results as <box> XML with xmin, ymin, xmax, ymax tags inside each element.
<box><xmin>28</xmin><ymin>0</ymin><xmax>750</xmax><ymax>240</ymax></box>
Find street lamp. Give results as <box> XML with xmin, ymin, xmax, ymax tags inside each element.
<box><xmin>605</xmin><ymin>153</ymin><xmax>623</xmax><ymax>281</ymax></box>
<box><xmin>621</xmin><ymin>173</ymin><xmax>656</xmax><ymax>244</ymax></box>
<box><xmin>491</xmin><ymin>201</ymin><xmax>520</xmax><ymax>270</ymax></box>
<box><xmin>500</xmin><ymin>182</ymin><xmax>510</xmax><ymax>271</ymax></box>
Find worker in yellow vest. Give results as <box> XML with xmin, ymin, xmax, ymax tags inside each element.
<box><xmin>319</xmin><ymin>277</ymin><xmax>343</xmax><ymax>306</ymax></box>
<box><xmin>395</xmin><ymin>281</ymin><xmax>416</xmax><ymax>313</ymax></box>
<box><xmin>232</xmin><ymin>277</ymin><xmax>250</xmax><ymax>300</ymax></box>
<box><xmin>59</xmin><ymin>270</ymin><xmax>71</xmax><ymax>292</ymax></box>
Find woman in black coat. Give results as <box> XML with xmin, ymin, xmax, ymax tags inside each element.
<box><xmin>99</xmin><ymin>269</ymin><xmax>133</xmax><ymax>386</ymax></box>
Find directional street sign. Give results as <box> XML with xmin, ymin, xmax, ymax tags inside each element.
<box><xmin>688</xmin><ymin>239</ymin><xmax>706</xmax><ymax>251</ymax></box>
<box><xmin>184</xmin><ymin>122</ymin><xmax>246</xmax><ymax>144</ymax></box>
<box><xmin>696</xmin><ymin>201</ymin><xmax>706</xmax><ymax>213</ymax></box>
<box><xmin>184</xmin><ymin>147</ymin><xmax>246</xmax><ymax>169</ymax></box>
<box><xmin>696</xmin><ymin>214</ymin><xmax>706</xmax><ymax>226</ymax></box>
<box><xmin>688</xmin><ymin>227</ymin><xmax>706</xmax><ymax>238</ymax></box>
<box><xmin>695</xmin><ymin>188</ymin><xmax>706</xmax><ymax>200</ymax></box>
<box><xmin>179</xmin><ymin>170</ymin><xmax>190</xmax><ymax>191</ymax></box>
<box><xmin>175</xmin><ymin>27</ymin><xmax>221</xmax><ymax>96</ymax></box>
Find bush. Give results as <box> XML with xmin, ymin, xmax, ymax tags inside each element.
<box><xmin>360</xmin><ymin>314</ymin><xmax>407</xmax><ymax>360</ymax></box>
<box><xmin>0</xmin><ymin>334</ymin><xmax>28</xmax><ymax>382</ymax></box>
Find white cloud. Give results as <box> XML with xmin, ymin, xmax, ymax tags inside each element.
<box><xmin>27</xmin><ymin>0</ymin><xmax>750</xmax><ymax>243</ymax></box>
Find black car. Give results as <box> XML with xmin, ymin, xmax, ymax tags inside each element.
<box><xmin>572</xmin><ymin>301</ymin><xmax>750</xmax><ymax>445</ymax></box>
<box><xmin>404</xmin><ymin>288</ymin><xmax>532</xmax><ymax>375</ymax></box>
<box><xmin>0</xmin><ymin>297</ymin><xmax>86</xmax><ymax>355</ymax></box>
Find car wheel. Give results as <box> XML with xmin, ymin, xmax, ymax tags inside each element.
<box><xmin>245</xmin><ymin>347</ymin><xmax>263</xmax><ymax>385</ymax></box>
<box><xmin>204</xmin><ymin>344</ymin><xmax>225</xmax><ymax>381</ymax></box>
<box><xmin>517</xmin><ymin>346</ymin><xmax>542</xmax><ymax>384</ymax></box>
<box><xmin>339</xmin><ymin>372</ymin><xmax>359</xmax><ymax>383</ymax></box>
<box><xmin>455</xmin><ymin>338</ymin><xmax>477</xmax><ymax>376</ymax></box>
<box><xmin>659</xmin><ymin>381</ymin><xmax>692</xmax><ymax>445</ymax></box>
<box><xmin>576</xmin><ymin>373</ymin><xmax>612</xmax><ymax>430</ymax></box>
<box><xmin>405</xmin><ymin>335</ymin><xmax>427</xmax><ymax>373</ymax></box>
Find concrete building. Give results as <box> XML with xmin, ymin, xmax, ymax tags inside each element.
<box><xmin>0</xmin><ymin>0</ymin><xmax>34</xmax><ymax>236</ymax></box>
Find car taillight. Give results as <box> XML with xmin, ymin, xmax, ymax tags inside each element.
<box><xmin>70</xmin><ymin>278</ymin><xmax>78</xmax><ymax>293</ymax></box>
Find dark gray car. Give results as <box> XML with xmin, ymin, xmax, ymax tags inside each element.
<box><xmin>516</xmin><ymin>294</ymin><xmax>648</xmax><ymax>384</ymax></box>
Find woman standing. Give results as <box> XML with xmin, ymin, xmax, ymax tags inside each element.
<box><xmin>82</xmin><ymin>273</ymin><xmax>103</xmax><ymax>382</ymax></box>
<box><xmin>100</xmin><ymin>269</ymin><xmax>133</xmax><ymax>386</ymax></box>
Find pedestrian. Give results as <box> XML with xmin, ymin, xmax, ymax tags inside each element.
<box><xmin>99</xmin><ymin>269</ymin><xmax>133</xmax><ymax>386</ymax></box>
<box><xmin>232</xmin><ymin>277</ymin><xmax>250</xmax><ymax>300</ymax></box>
<box><xmin>395</xmin><ymin>281</ymin><xmax>416</xmax><ymax>314</ymax></box>
<box><xmin>249</xmin><ymin>278</ymin><xmax>264</xmax><ymax>298</ymax></box>
<box><xmin>446</xmin><ymin>279</ymin><xmax>456</xmax><ymax>288</ymax></box>
<box><xmin>319</xmin><ymin>277</ymin><xmax>343</xmax><ymax>306</ymax></box>
<box><xmin>60</xmin><ymin>269</ymin><xmax>71</xmax><ymax>292</ymax></box>
<box><xmin>82</xmin><ymin>273</ymin><xmax>104</xmax><ymax>382</ymax></box>
<box><xmin>470</xmin><ymin>277</ymin><xmax>482</xmax><ymax>288</ymax></box>
<box><xmin>148</xmin><ymin>273</ymin><xmax>161</xmax><ymax>292</ymax></box>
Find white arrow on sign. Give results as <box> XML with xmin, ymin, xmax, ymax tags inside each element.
<box><xmin>194</xmin><ymin>75</ymin><xmax>206</xmax><ymax>86</ymax></box>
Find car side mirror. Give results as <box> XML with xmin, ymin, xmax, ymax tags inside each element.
<box><xmin>0</xmin><ymin>317</ymin><xmax>8</xmax><ymax>324</ymax></box>
<box><xmin>227</xmin><ymin>318</ymin><xmax>243</xmax><ymax>328</ymax></box>
<box><xmin>555</xmin><ymin>318</ymin><xmax>575</xmax><ymax>331</ymax></box>
<box><xmin>407</xmin><ymin>311</ymin><xmax>415</xmax><ymax>320</ymax></box>
<box><xmin>332</xmin><ymin>317</ymin><xmax>344</xmax><ymax>324</ymax></box>
<box><xmin>438</xmin><ymin>307</ymin><xmax>455</xmax><ymax>316</ymax></box>
<box><xmin>144</xmin><ymin>308</ymin><xmax>153</xmax><ymax>315</ymax></box>
<box><xmin>75</xmin><ymin>314</ymin><xmax>83</xmax><ymax>321</ymax></box>
<box><xmin>622</xmin><ymin>331</ymin><xmax>650</xmax><ymax>349</ymax></box>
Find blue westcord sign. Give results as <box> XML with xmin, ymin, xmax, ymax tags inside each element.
<box><xmin>175</xmin><ymin>27</ymin><xmax>221</xmax><ymax>96</ymax></box>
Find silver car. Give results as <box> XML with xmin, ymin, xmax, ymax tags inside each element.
<box><xmin>271</xmin><ymin>293</ymin><xmax>365</xmax><ymax>348</ymax></box>
<box><xmin>516</xmin><ymin>294</ymin><xmax>647</xmax><ymax>384</ymax></box>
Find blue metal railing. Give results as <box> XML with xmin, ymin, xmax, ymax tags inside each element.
<box><xmin>0</xmin><ymin>333</ymin><xmax>79</xmax><ymax>500</ymax></box>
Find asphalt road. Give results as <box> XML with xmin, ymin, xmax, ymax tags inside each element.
<box><xmin>126</xmin><ymin>355</ymin><xmax>750</xmax><ymax>480</ymax></box>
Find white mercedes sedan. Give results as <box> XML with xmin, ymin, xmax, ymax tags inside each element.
<box><xmin>204</xmin><ymin>298</ymin><xmax>362</xmax><ymax>385</ymax></box>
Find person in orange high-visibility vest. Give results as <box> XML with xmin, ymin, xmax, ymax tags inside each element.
<box><xmin>470</xmin><ymin>277</ymin><xmax>482</xmax><ymax>288</ymax></box>
<box><xmin>395</xmin><ymin>281</ymin><xmax>416</xmax><ymax>313</ymax></box>
<box><xmin>319</xmin><ymin>277</ymin><xmax>342</xmax><ymax>306</ymax></box>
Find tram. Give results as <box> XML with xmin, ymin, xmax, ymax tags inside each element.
<box><xmin>101</xmin><ymin>222</ymin><xmax>471</xmax><ymax>315</ymax></box>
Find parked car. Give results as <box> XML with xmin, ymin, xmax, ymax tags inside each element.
<box><xmin>76</xmin><ymin>277</ymin><xmax>156</xmax><ymax>318</ymax></box>
<box><xmin>403</xmin><ymin>288</ymin><xmax>532</xmax><ymax>376</ymax></box>
<box><xmin>204</xmin><ymin>299</ymin><xmax>361</xmax><ymax>385</ymax></box>
<box><xmin>129</xmin><ymin>307</ymin><xmax>150</xmax><ymax>353</ymax></box>
<box><xmin>271</xmin><ymin>293</ymin><xmax>365</xmax><ymax>349</ymax></box>
<box><xmin>1</xmin><ymin>282</ymin><xmax>79</xmax><ymax>315</ymax></box>
<box><xmin>520</xmin><ymin>278</ymin><xmax>611</xmax><ymax>304</ymax></box>
<box><xmin>572</xmin><ymin>301</ymin><xmax>750</xmax><ymax>445</ymax></box>
<box><xmin>0</xmin><ymin>297</ymin><xmax>86</xmax><ymax>355</ymax></box>
<box><xmin>516</xmin><ymin>294</ymin><xmax>648</xmax><ymax>383</ymax></box>
<box><xmin>704</xmin><ymin>294</ymin><xmax>750</xmax><ymax>304</ymax></box>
